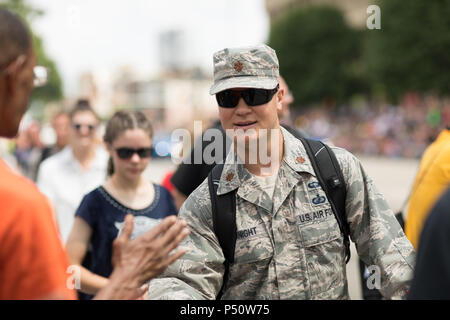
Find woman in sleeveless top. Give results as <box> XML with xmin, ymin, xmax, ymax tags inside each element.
<box><xmin>66</xmin><ymin>110</ymin><xmax>177</xmax><ymax>297</ymax></box>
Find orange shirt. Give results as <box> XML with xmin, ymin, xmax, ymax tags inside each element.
<box><xmin>405</xmin><ymin>129</ymin><xmax>450</xmax><ymax>250</ymax></box>
<box><xmin>0</xmin><ymin>158</ymin><xmax>77</xmax><ymax>299</ymax></box>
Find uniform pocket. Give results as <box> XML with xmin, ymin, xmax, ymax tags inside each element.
<box><xmin>298</xmin><ymin>218</ymin><xmax>345</xmax><ymax>295</ymax></box>
<box><xmin>234</xmin><ymin>231</ymin><xmax>273</xmax><ymax>264</ymax></box>
<box><xmin>299</xmin><ymin>218</ymin><xmax>341</xmax><ymax>247</ymax></box>
<box><xmin>227</xmin><ymin>234</ymin><xmax>274</xmax><ymax>299</ymax></box>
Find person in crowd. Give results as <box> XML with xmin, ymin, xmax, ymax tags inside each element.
<box><xmin>408</xmin><ymin>187</ymin><xmax>450</xmax><ymax>299</ymax></box>
<box><xmin>147</xmin><ymin>44</ymin><xmax>415</xmax><ymax>300</ymax></box>
<box><xmin>37</xmin><ymin>99</ymin><xmax>108</xmax><ymax>243</ymax></box>
<box><xmin>170</xmin><ymin>119</ymin><xmax>229</xmax><ymax>210</ymax></box>
<box><xmin>404</xmin><ymin>126</ymin><xmax>450</xmax><ymax>250</ymax></box>
<box><xmin>13</xmin><ymin>121</ymin><xmax>44</xmax><ymax>181</ymax></box>
<box><xmin>25</xmin><ymin>121</ymin><xmax>44</xmax><ymax>181</ymax></box>
<box><xmin>13</xmin><ymin>127</ymin><xmax>31</xmax><ymax>173</ymax></box>
<box><xmin>39</xmin><ymin>110</ymin><xmax>70</xmax><ymax>165</ymax></box>
<box><xmin>65</xmin><ymin>110</ymin><xmax>178</xmax><ymax>297</ymax></box>
<box><xmin>0</xmin><ymin>7</ymin><xmax>189</xmax><ymax>300</ymax></box>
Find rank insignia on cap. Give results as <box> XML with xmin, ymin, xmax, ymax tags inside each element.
<box><xmin>234</xmin><ymin>61</ymin><xmax>243</xmax><ymax>72</ymax></box>
<box><xmin>296</xmin><ymin>156</ymin><xmax>306</xmax><ymax>164</ymax></box>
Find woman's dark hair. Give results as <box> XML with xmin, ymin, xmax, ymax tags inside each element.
<box><xmin>103</xmin><ymin>110</ymin><xmax>153</xmax><ymax>176</ymax></box>
<box><xmin>69</xmin><ymin>99</ymin><xmax>99</xmax><ymax>122</ymax></box>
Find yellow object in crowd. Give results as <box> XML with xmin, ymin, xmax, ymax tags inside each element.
<box><xmin>405</xmin><ymin>129</ymin><xmax>450</xmax><ymax>250</ymax></box>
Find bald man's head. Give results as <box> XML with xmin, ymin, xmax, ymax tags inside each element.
<box><xmin>0</xmin><ymin>8</ymin><xmax>36</xmax><ymax>138</ymax></box>
<box><xmin>0</xmin><ymin>8</ymin><xmax>31</xmax><ymax>69</ymax></box>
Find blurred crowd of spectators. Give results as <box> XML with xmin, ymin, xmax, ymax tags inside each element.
<box><xmin>294</xmin><ymin>93</ymin><xmax>450</xmax><ymax>158</ymax></box>
<box><xmin>1</xmin><ymin>93</ymin><xmax>449</xmax><ymax>181</ymax></box>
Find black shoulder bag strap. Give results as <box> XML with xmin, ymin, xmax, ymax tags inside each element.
<box><xmin>207</xmin><ymin>163</ymin><xmax>236</xmax><ymax>300</ymax></box>
<box><xmin>299</xmin><ymin>138</ymin><xmax>351</xmax><ymax>263</ymax></box>
<box><xmin>282</xmin><ymin>126</ymin><xmax>350</xmax><ymax>262</ymax></box>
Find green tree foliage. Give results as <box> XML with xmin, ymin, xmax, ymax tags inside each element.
<box><xmin>268</xmin><ymin>5</ymin><xmax>362</xmax><ymax>107</ymax></box>
<box><xmin>0</xmin><ymin>0</ymin><xmax>63</xmax><ymax>103</ymax></box>
<box><xmin>30</xmin><ymin>36</ymin><xmax>63</xmax><ymax>103</ymax></box>
<box><xmin>0</xmin><ymin>0</ymin><xmax>43</xmax><ymax>22</ymax></box>
<box><xmin>364</xmin><ymin>0</ymin><xmax>450</xmax><ymax>102</ymax></box>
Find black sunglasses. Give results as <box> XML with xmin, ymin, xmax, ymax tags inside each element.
<box><xmin>115</xmin><ymin>147</ymin><xmax>152</xmax><ymax>160</ymax></box>
<box><xmin>73</xmin><ymin>123</ymin><xmax>96</xmax><ymax>132</ymax></box>
<box><xmin>216</xmin><ymin>84</ymin><xmax>279</xmax><ymax>108</ymax></box>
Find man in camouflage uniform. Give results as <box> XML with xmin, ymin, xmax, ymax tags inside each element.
<box><xmin>147</xmin><ymin>44</ymin><xmax>415</xmax><ymax>300</ymax></box>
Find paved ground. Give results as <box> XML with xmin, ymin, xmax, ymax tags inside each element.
<box><xmin>144</xmin><ymin>155</ymin><xmax>420</xmax><ymax>299</ymax></box>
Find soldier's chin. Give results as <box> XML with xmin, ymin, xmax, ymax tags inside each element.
<box><xmin>233</xmin><ymin>128</ymin><xmax>258</xmax><ymax>140</ymax></box>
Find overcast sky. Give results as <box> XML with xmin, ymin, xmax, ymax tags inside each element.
<box><xmin>29</xmin><ymin>0</ymin><xmax>269</xmax><ymax>96</ymax></box>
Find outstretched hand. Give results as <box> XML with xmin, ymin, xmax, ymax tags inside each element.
<box><xmin>95</xmin><ymin>214</ymin><xmax>190</xmax><ymax>300</ymax></box>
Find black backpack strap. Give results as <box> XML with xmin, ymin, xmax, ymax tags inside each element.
<box><xmin>208</xmin><ymin>163</ymin><xmax>237</xmax><ymax>299</ymax></box>
<box><xmin>299</xmin><ymin>138</ymin><xmax>351</xmax><ymax>263</ymax></box>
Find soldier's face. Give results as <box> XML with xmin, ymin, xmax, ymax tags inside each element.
<box><xmin>218</xmin><ymin>86</ymin><xmax>284</xmax><ymax>143</ymax></box>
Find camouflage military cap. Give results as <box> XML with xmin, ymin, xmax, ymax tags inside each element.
<box><xmin>209</xmin><ymin>44</ymin><xmax>280</xmax><ymax>95</ymax></box>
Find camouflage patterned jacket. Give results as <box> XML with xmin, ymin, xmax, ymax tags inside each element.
<box><xmin>148</xmin><ymin>127</ymin><xmax>416</xmax><ymax>300</ymax></box>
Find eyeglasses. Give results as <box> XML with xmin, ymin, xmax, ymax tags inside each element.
<box><xmin>114</xmin><ymin>147</ymin><xmax>153</xmax><ymax>160</ymax></box>
<box><xmin>215</xmin><ymin>84</ymin><xmax>279</xmax><ymax>108</ymax></box>
<box><xmin>33</xmin><ymin>66</ymin><xmax>49</xmax><ymax>87</ymax></box>
<box><xmin>72</xmin><ymin>123</ymin><xmax>97</xmax><ymax>132</ymax></box>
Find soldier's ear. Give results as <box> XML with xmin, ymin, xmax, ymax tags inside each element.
<box><xmin>276</xmin><ymin>88</ymin><xmax>284</xmax><ymax>112</ymax></box>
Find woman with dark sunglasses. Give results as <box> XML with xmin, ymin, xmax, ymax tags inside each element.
<box><xmin>65</xmin><ymin>110</ymin><xmax>178</xmax><ymax>298</ymax></box>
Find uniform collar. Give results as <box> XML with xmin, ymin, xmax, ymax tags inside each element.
<box><xmin>216</xmin><ymin>126</ymin><xmax>316</xmax><ymax>197</ymax></box>
<box><xmin>280</xmin><ymin>126</ymin><xmax>315</xmax><ymax>176</ymax></box>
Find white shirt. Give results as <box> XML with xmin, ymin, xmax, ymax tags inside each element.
<box><xmin>37</xmin><ymin>146</ymin><xmax>108</xmax><ymax>243</ymax></box>
<box><xmin>251</xmin><ymin>171</ymin><xmax>278</xmax><ymax>199</ymax></box>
